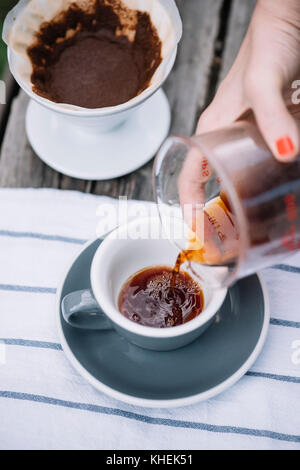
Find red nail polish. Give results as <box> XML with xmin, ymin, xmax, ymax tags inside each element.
<box><xmin>276</xmin><ymin>136</ymin><xmax>295</xmax><ymax>156</ymax></box>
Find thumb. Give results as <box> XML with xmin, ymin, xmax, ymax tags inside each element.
<box><xmin>249</xmin><ymin>81</ymin><xmax>300</xmax><ymax>162</ymax></box>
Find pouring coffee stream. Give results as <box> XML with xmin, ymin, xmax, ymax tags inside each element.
<box><xmin>171</xmin><ymin>190</ymin><xmax>240</xmax><ymax>285</ymax></box>
<box><xmin>155</xmin><ymin>121</ymin><xmax>300</xmax><ymax>289</ymax></box>
<box><xmin>149</xmin><ymin>190</ymin><xmax>239</xmax><ymax>328</ymax></box>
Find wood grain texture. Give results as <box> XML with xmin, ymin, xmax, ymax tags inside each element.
<box><xmin>0</xmin><ymin>92</ymin><xmax>59</xmax><ymax>187</ymax></box>
<box><xmin>0</xmin><ymin>67</ymin><xmax>18</xmax><ymax>142</ymax></box>
<box><xmin>0</xmin><ymin>0</ymin><xmax>254</xmax><ymax>201</ymax></box>
<box><xmin>219</xmin><ymin>0</ymin><xmax>256</xmax><ymax>82</ymax></box>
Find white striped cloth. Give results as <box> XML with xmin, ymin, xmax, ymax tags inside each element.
<box><xmin>0</xmin><ymin>188</ymin><xmax>299</xmax><ymax>450</ymax></box>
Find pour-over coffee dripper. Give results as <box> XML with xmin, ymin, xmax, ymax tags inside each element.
<box><xmin>3</xmin><ymin>0</ymin><xmax>182</xmax><ymax>180</ymax></box>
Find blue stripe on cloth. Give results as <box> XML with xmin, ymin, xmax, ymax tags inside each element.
<box><xmin>246</xmin><ymin>371</ymin><xmax>300</xmax><ymax>384</ymax></box>
<box><xmin>272</xmin><ymin>264</ymin><xmax>300</xmax><ymax>274</ymax></box>
<box><xmin>270</xmin><ymin>318</ymin><xmax>300</xmax><ymax>329</ymax></box>
<box><xmin>0</xmin><ymin>230</ymin><xmax>299</xmax><ymax>273</ymax></box>
<box><xmin>0</xmin><ymin>284</ymin><xmax>56</xmax><ymax>294</ymax></box>
<box><xmin>2</xmin><ymin>280</ymin><xmax>300</xmax><ymax>332</ymax></box>
<box><xmin>1</xmin><ymin>339</ymin><xmax>62</xmax><ymax>351</ymax></box>
<box><xmin>1</xmin><ymin>280</ymin><xmax>300</xmax><ymax>331</ymax></box>
<box><xmin>1</xmin><ymin>339</ymin><xmax>300</xmax><ymax>385</ymax></box>
<box><xmin>0</xmin><ymin>391</ymin><xmax>299</xmax><ymax>443</ymax></box>
<box><xmin>0</xmin><ymin>230</ymin><xmax>87</xmax><ymax>245</ymax></box>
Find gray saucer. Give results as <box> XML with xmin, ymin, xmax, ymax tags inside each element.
<box><xmin>57</xmin><ymin>238</ymin><xmax>270</xmax><ymax>408</ymax></box>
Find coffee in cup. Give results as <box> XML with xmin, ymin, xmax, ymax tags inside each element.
<box><xmin>61</xmin><ymin>217</ymin><xmax>228</xmax><ymax>351</ymax></box>
<box><xmin>118</xmin><ymin>265</ymin><xmax>204</xmax><ymax>328</ymax></box>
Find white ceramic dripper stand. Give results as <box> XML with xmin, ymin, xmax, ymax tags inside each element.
<box><xmin>3</xmin><ymin>0</ymin><xmax>182</xmax><ymax>180</ymax></box>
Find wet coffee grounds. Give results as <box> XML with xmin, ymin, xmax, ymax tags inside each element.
<box><xmin>27</xmin><ymin>0</ymin><xmax>162</xmax><ymax>108</ymax></box>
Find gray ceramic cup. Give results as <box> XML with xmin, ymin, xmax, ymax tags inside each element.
<box><xmin>62</xmin><ymin>217</ymin><xmax>227</xmax><ymax>351</ymax></box>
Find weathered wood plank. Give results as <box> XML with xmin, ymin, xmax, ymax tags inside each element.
<box><xmin>94</xmin><ymin>0</ymin><xmax>223</xmax><ymax>200</ymax></box>
<box><xmin>60</xmin><ymin>174</ymin><xmax>91</xmax><ymax>193</ymax></box>
<box><xmin>0</xmin><ymin>92</ymin><xmax>59</xmax><ymax>187</ymax></box>
<box><xmin>0</xmin><ymin>66</ymin><xmax>18</xmax><ymax>143</ymax></box>
<box><xmin>219</xmin><ymin>0</ymin><xmax>256</xmax><ymax>82</ymax></box>
<box><xmin>166</xmin><ymin>0</ymin><xmax>223</xmax><ymax>135</ymax></box>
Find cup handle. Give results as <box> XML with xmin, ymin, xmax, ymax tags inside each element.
<box><xmin>61</xmin><ymin>289</ymin><xmax>113</xmax><ymax>330</ymax></box>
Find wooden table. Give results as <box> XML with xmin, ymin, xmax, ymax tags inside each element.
<box><xmin>0</xmin><ymin>0</ymin><xmax>256</xmax><ymax>200</ymax></box>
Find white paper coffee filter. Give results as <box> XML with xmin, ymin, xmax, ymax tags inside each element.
<box><xmin>3</xmin><ymin>0</ymin><xmax>182</xmax><ymax>113</ymax></box>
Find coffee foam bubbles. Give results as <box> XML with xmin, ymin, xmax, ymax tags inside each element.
<box><xmin>3</xmin><ymin>0</ymin><xmax>182</xmax><ymax>112</ymax></box>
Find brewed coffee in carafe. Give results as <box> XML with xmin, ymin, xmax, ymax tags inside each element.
<box><xmin>154</xmin><ymin>121</ymin><xmax>300</xmax><ymax>287</ymax></box>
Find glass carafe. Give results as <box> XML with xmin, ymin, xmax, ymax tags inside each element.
<box><xmin>153</xmin><ymin>121</ymin><xmax>300</xmax><ymax>288</ymax></box>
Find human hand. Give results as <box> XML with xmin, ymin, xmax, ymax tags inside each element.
<box><xmin>179</xmin><ymin>0</ymin><xmax>300</xmax><ymax>217</ymax></box>
<box><xmin>178</xmin><ymin>0</ymin><xmax>300</xmax><ymax>244</ymax></box>
<box><xmin>197</xmin><ymin>0</ymin><xmax>300</xmax><ymax>162</ymax></box>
